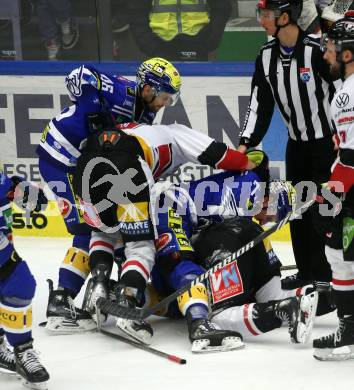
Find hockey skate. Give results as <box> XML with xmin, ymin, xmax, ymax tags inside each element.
<box><xmin>0</xmin><ymin>336</ymin><xmax>16</xmax><ymax>375</ymax></box>
<box><xmin>313</xmin><ymin>316</ymin><xmax>354</xmax><ymax>361</ymax></box>
<box><xmin>111</xmin><ymin>285</ymin><xmax>153</xmax><ymax>345</ymax></box>
<box><xmin>45</xmin><ymin>279</ymin><xmax>96</xmax><ymax>334</ymax></box>
<box><xmin>14</xmin><ymin>340</ymin><xmax>49</xmax><ymax>390</ymax></box>
<box><xmin>188</xmin><ymin>317</ymin><xmax>244</xmax><ymax>354</ymax></box>
<box><xmin>82</xmin><ymin>261</ymin><xmax>112</xmax><ymax>323</ymax></box>
<box><xmin>275</xmin><ymin>292</ymin><xmax>318</xmax><ymax>343</ymax></box>
<box><xmin>281</xmin><ymin>272</ymin><xmax>312</xmax><ymax>290</ymax></box>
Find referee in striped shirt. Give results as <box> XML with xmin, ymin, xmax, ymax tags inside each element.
<box><xmin>239</xmin><ymin>0</ymin><xmax>338</xmax><ymax>288</ymax></box>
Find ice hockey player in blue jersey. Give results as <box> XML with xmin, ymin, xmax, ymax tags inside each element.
<box><xmin>140</xmin><ymin>171</ymin><xmax>318</xmax><ymax>352</ymax></box>
<box><xmin>36</xmin><ymin>57</ymin><xmax>182</xmax><ymax>333</ymax></box>
<box><xmin>0</xmin><ymin>165</ymin><xmax>49</xmax><ymax>389</ymax></box>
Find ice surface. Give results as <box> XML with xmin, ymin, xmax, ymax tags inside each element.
<box><xmin>2</xmin><ymin>237</ymin><xmax>353</xmax><ymax>390</ymax></box>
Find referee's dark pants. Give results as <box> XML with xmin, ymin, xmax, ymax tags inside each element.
<box><xmin>286</xmin><ymin>137</ymin><xmax>336</xmax><ymax>282</ymax></box>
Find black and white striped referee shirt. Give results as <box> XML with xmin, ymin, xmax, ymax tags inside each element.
<box><xmin>241</xmin><ymin>30</ymin><xmax>337</xmax><ymax>146</ymax></box>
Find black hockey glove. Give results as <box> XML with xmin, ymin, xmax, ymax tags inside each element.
<box><xmin>7</xmin><ymin>176</ymin><xmax>48</xmax><ymax>212</ymax></box>
<box><xmin>0</xmin><ymin>250</ymin><xmax>22</xmax><ymax>281</ymax></box>
<box><xmin>87</xmin><ymin>108</ymin><xmax>115</xmax><ymax>134</ymax></box>
<box><xmin>246</xmin><ymin>149</ymin><xmax>270</xmax><ymax>197</ymax></box>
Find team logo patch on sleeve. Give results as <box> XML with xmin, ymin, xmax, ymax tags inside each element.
<box><xmin>299</xmin><ymin>67</ymin><xmax>311</xmax><ymax>83</ymax></box>
<box><xmin>58</xmin><ymin>197</ymin><xmax>73</xmax><ymax>219</ymax></box>
<box><xmin>155</xmin><ymin>232</ymin><xmax>172</xmax><ymax>252</ymax></box>
<box><xmin>208</xmin><ymin>260</ymin><xmax>244</xmax><ymax>305</ymax></box>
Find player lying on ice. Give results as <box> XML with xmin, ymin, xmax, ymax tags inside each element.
<box><xmin>0</xmin><ymin>164</ymin><xmax>50</xmax><ymax>389</ymax></box>
<box><xmin>87</xmin><ymin>163</ymin><xmax>323</xmax><ymax>353</ymax></box>
<box><xmin>45</xmin><ymin>113</ymin><xmax>257</xmax><ymax>343</ymax></box>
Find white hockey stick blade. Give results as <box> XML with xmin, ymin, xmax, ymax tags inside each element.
<box><xmin>296</xmin><ymin>291</ymin><xmax>319</xmax><ymax>344</ymax></box>
<box><xmin>192</xmin><ymin>336</ymin><xmax>245</xmax><ymax>354</ymax></box>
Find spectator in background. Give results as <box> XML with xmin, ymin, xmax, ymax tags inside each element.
<box><xmin>127</xmin><ymin>0</ymin><xmax>232</xmax><ymax>61</ymax></box>
<box><xmin>111</xmin><ymin>0</ymin><xmax>146</xmax><ymax>60</ymax></box>
<box><xmin>37</xmin><ymin>0</ymin><xmax>79</xmax><ymax>60</ymax></box>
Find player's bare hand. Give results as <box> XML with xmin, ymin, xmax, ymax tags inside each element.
<box><xmin>237</xmin><ymin>145</ymin><xmax>247</xmax><ymax>153</ymax></box>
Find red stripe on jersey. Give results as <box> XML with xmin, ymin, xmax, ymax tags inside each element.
<box><xmin>332</xmin><ymin>278</ymin><xmax>354</xmax><ymax>286</ymax></box>
<box><xmin>329</xmin><ymin>163</ymin><xmax>354</xmax><ymax>193</ymax></box>
<box><xmin>295</xmin><ymin>287</ymin><xmax>302</xmax><ymax>297</ymax></box>
<box><xmin>122</xmin><ymin>260</ymin><xmax>150</xmax><ymax>278</ymax></box>
<box><xmin>153</xmin><ymin>144</ymin><xmax>173</xmax><ymax>179</ymax></box>
<box><xmin>215</xmin><ymin>148</ymin><xmax>249</xmax><ymax>171</ymax></box>
<box><xmin>243</xmin><ymin>304</ymin><xmax>259</xmax><ymax>336</ymax></box>
<box><xmin>90</xmin><ymin>240</ymin><xmax>114</xmax><ymax>251</ymax></box>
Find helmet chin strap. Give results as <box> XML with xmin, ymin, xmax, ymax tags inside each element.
<box><xmin>272</xmin><ymin>17</ymin><xmax>291</xmax><ymax>38</ymax></box>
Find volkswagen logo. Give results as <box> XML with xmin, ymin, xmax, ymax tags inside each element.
<box><xmin>335</xmin><ymin>93</ymin><xmax>350</xmax><ymax>108</ymax></box>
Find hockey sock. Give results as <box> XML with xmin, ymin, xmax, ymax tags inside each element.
<box><xmin>244</xmin><ymin>302</ymin><xmax>282</xmax><ymax>335</ymax></box>
<box><xmin>212</xmin><ymin>302</ymin><xmax>281</xmax><ymax>338</ymax></box>
<box><xmin>58</xmin><ymin>247</ymin><xmax>90</xmax><ymax>296</ymax></box>
<box><xmin>0</xmin><ymin>301</ymin><xmax>32</xmax><ymax>347</ymax></box>
<box><xmin>177</xmin><ymin>283</ymin><xmax>209</xmax><ymax>316</ymax></box>
<box><xmin>119</xmin><ymin>271</ymin><xmax>147</xmax><ymax>296</ymax></box>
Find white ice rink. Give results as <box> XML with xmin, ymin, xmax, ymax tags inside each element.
<box><xmin>2</xmin><ymin>237</ymin><xmax>354</xmax><ymax>390</ymax></box>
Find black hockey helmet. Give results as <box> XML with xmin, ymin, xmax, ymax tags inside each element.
<box><xmin>256</xmin><ymin>0</ymin><xmax>302</xmax><ymax>23</ymax></box>
<box><xmin>321</xmin><ymin>10</ymin><xmax>354</xmax><ymax>54</ymax></box>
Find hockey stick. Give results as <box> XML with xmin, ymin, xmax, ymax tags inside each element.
<box><xmin>99</xmin><ymin>328</ymin><xmax>186</xmax><ymax>364</ymax></box>
<box><xmin>97</xmin><ymin>198</ymin><xmax>316</xmax><ymax>321</ymax></box>
<box><xmin>40</xmin><ymin>317</ymin><xmax>187</xmax><ymax>364</ymax></box>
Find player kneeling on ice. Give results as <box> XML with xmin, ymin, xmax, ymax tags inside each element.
<box><xmin>72</xmin><ymin>115</ymin><xmax>256</xmax><ymax>345</ymax></box>
<box><xmin>0</xmin><ymin>165</ymin><xmax>49</xmax><ymax>389</ymax></box>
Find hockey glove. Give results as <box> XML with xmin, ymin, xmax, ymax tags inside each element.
<box><xmin>0</xmin><ymin>250</ymin><xmax>22</xmax><ymax>281</ymax></box>
<box><xmin>246</xmin><ymin>149</ymin><xmax>270</xmax><ymax>196</ymax></box>
<box><xmin>268</xmin><ymin>181</ymin><xmax>296</xmax><ymax>221</ymax></box>
<box><xmin>7</xmin><ymin>177</ymin><xmax>48</xmax><ymax>212</ymax></box>
<box><xmin>87</xmin><ymin>109</ymin><xmax>115</xmax><ymax>133</ymax></box>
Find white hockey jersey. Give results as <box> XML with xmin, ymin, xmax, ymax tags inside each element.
<box><xmin>330</xmin><ymin>73</ymin><xmax>354</xmax><ymax>192</ymax></box>
<box><xmin>331</xmin><ymin>73</ymin><xmax>354</xmax><ymax>152</ymax></box>
<box><xmin>119</xmin><ymin>122</ymin><xmax>227</xmax><ymax>179</ymax></box>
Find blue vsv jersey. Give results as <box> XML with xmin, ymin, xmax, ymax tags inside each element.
<box><xmin>0</xmin><ymin>168</ymin><xmax>14</xmax><ymax>267</ymax></box>
<box><xmin>36</xmin><ymin>65</ymin><xmax>156</xmax><ymax>171</ymax></box>
<box><xmin>154</xmin><ymin>170</ymin><xmax>262</xmax><ymax>259</ymax></box>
